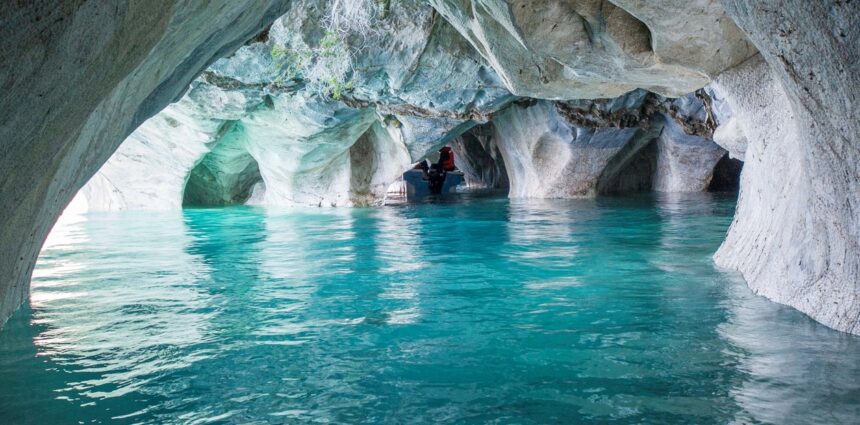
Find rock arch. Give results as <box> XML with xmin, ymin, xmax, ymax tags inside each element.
<box><xmin>0</xmin><ymin>0</ymin><xmax>857</xmax><ymax>336</ymax></box>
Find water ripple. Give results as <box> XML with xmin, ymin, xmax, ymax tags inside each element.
<box><xmin>0</xmin><ymin>194</ymin><xmax>858</xmax><ymax>424</ymax></box>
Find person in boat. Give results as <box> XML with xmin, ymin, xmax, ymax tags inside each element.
<box><xmin>437</xmin><ymin>146</ymin><xmax>456</xmax><ymax>172</ymax></box>
<box><xmin>427</xmin><ymin>163</ymin><xmax>445</xmax><ymax>194</ymax></box>
<box><xmin>412</xmin><ymin>159</ymin><xmax>430</xmax><ymax>176</ymax></box>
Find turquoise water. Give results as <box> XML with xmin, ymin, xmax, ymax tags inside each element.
<box><xmin>1</xmin><ymin>193</ymin><xmax>859</xmax><ymax>424</ymax></box>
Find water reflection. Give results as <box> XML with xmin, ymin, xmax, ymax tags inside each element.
<box><xmin>0</xmin><ymin>194</ymin><xmax>859</xmax><ymax>424</ymax></box>
<box><xmin>1</xmin><ymin>211</ymin><xmax>214</xmax><ymax>422</ymax></box>
<box><xmin>719</xmin><ymin>281</ymin><xmax>860</xmax><ymax>424</ymax></box>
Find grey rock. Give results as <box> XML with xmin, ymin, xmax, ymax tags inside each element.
<box><xmin>713</xmin><ymin>0</ymin><xmax>860</xmax><ymax>335</ymax></box>
<box><xmin>652</xmin><ymin>114</ymin><xmax>727</xmax><ymax>192</ymax></box>
<box><xmin>0</xmin><ymin>0</ymin><xmax>290</xmax><ymax>328</ymax></box>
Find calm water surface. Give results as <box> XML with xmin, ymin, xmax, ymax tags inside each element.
<box><xmin>1</xmin><ymin>194</ymin><xmax>858</xmax><ymax>424</ymax></box>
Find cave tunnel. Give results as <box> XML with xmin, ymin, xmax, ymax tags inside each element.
<box><xmin>0</xmin><ymin>1</ymin><xmax>858</xmax><ymax>423</ymax></box>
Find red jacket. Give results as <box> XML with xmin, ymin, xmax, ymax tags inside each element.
<box><xmin>439</xmin><ymin>147</ymin><xmax>455</xmax><ymax>171</ymax></box>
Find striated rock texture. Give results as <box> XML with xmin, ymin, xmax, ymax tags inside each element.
<box><xmin>451</xmin><ymin>124</ymin><xmax>509</xmax><ymax>190</ymax></box>
<box><xmin>652</xmin><ymin>112</ymin><xmax>726</xmax><ymax>193</ymax></box>
<box><xmin>82</xmin><ymin>95</ymin><xmax>225</xmax><ymax>210</ymax></box>
<box><xmin>471</xmin><ymin>91</ymin><xmax>726</xmax><ymax>198</ymax></box>
<box><xmin>491</xmin><ymin>99</ymin><xmax>658</xmax><ymax>198</ymax></box>
<box><xmin>712</xmin><ymin>0</ymin><xmax>860</xmax><ymax>334</ymax></box>
<box><xmin>0</xmin><ymin>1</ymin><xmax>290</xmax><ymax>328</ymax></box>
<box><xmin>78</xmin><ymin>0</ymin><xmax>746</xmax><ymax>212</ymax></box>
<box><xmin>77</xmin><ymin>0</ymin><xmax>513</xmax><ymax>210</ymax></box>
<box><xmin>1</xmin><ymin>0</ymin><xmax>856</xmax><ymax>338</ymax></box>
<box><xmin>182</xmin><ymin>122</ymin><xmax>262</xmax><ymax>207</ymax></box>
<box><xmin>429</xmin><ymin>0</ymin><xmax>756</xmax><ymax>98</ymax></box>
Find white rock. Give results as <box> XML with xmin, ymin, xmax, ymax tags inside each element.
<box><xmin>429</xmin><ymin>0</ymin><xmax>756</xmax><ymax>99</ymax></box>
<box><xmin>712</xmin><ymin>54</ymin><xmax>859</xmax><ymax>334</ymax></box>
<box><xmin>491</xmin><ymin>100</ymin><xmax>657</xmax><ymax>198</ymax></box>
<box><xmin>652</xmin><ymin>114</ymin><xmax>726</xmax><ymax>192</ymax></box>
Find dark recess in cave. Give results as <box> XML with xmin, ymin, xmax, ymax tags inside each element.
<box><xmin>599</xmin><ymin>139</ymin><xmax>658</xmax><ymax>195</ymax></box>
<box><xmin>182</xmin><ymin>158</ymin><xmax>262</xmax><ymax>207</ymax></box>
<box><xmin>708</xmin><ymin>154</ymin><xmax>743</xmax><ymax>192</ymax></box>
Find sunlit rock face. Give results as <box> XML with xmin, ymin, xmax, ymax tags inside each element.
<box><xmin>242</xmin><ymin>96</ymin><xmax>386</xmax><ymax>207</ymax></box>
<box><xmin>0</xmin><ymin>0</ymin><xmax>291</xmax><ymax>327</ymax></box>
<box><xmin>712</xmin><ymin>0</ymin><xmax>860</xmax><ymax>335</ymax></box>
<box><xmin>428</xmin><ymin>0</ymin><xmax>757</xmax><ymax>99</ymax></box>
<box><xmin>79</xmin><ymin>0</ymin><xmax>515</xmax><ymax>210</ymax></box>
<box><xmin>82</xmin><ymin>95</ymin><xmax>225</xmax><ymax>210</ymax></box>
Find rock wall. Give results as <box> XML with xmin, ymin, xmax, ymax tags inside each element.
<box><xmin>2</xmin><ymin>0</ymin><xmax>855</xmax><ymax>336</ymax></box>
<box><xmin>182</xmin><ymin>122</ymin><xmax>262</xmax><ymax>207</ymax></box>
<box><xmin>483</xmin><ymin>91</ymin><xmax>727</xmax><ymax>198</ymax></box>
<box><xmin>451</xmin><ymin>124</ymin><xmax>509</xmax><ymax>190</ymax></box>
<box><xmin>652</xmin><ymin>114</ymin><xmax>726</xmax><ymax>192</ymax></box>
<box><xmin>75</xmin><ymin>0</ymin><xmax>743</xmax><ymax>212</ymax></box>
<box><xmin>81</xmin><ymin>97</ymin><xmax>225</xmax><ymax>210</ymax></box>
<box><xmin>429</xmin><ymin>0</ymin><xmax>756</xmax><ymax>98</ymax></box>
<box><xmin>75</xmin><ymin>0</ymin><xmax>512</xmax><ymax>210</ymax></box>
<box><xmin>0</xmin><ymin>0</ymin><xmax>291</xmax><ymax>328</ymax></box>
<box><xmin>491</xmin><ymin>100</ymin><xmax>659</xmax><ymax>198</ymax></box>
<box><xmin>712</xmin><ymin>0</ymin><xmax>860</xmax><ymax>334</ymax></box>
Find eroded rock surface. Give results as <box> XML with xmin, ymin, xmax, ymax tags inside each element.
<box><xmin>451</xmin><ymin>124</ymin><xmax>509</xmax><ymax>190</ymax></box>
<box><xmin>79</xmin><ymin>0</ymin><xmax>747</xmax><ymax>212</ymax></box>
<box><xmin>78</xmin><ymin>0</ymin><xmax>512</xmax><ymax>210</ymax></box>
<box><xmin>652</xmin><ymin>115</ymin><xmax>726</xmax><ymax>192</ymax></box>
<box><xmin>468</xmin><ymin>90</ymin><xmax>727</xmax><ymax>198</ymax></box>
<box><xmin>2</xmin><ymin>0</ymin><xmax>857</xmax><ymax>337</ymax></box>
<box><xmin>429</xmin><ymin>0</ymin><xmax>756</xmax><ymax>98</ymax></box>
<box><xmin>712</xmin><ymin>0</ymin><xmax>860</xmax><ymax>334</ymax></box>
<box><xmin>490</xmin><ymin>100</ymin><xmax>657</xmax><ymax>198</ymax></box>
<box><xmin>0</xmin><ymin>0</ymin><xmax>290</xmax><ymax>327</ymax></box>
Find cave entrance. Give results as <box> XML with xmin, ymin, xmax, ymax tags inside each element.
<box><xmin>597</xmin><ymin>137</ymin><xmax>659</xmax><ymax>195</ymax></box>
<box><xmin>707</xmin><ymin>154</ymin><xmax>743</xmax><ymax>192</ymax></box>
<box><xmin>182</xmin><ymin>122</ymin><xmax>264</xmax><ymax>207</ymax></box>
<box><xmin>385</xmin><ymin>123</ymin><xmax>510</xmax><ymax>204</ymax></box>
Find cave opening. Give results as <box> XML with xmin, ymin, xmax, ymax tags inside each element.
<box><xmin>3</xmin><ymin>1</ymin><xmax>859</xmax><ymax>423</ymax></box>
<box><xmin>707</xmin><ymin>153</ymin><xmax>744</xmax><ymax>192</ymax></box>
<box><xmin>597</xmin><ymin>138</ymin><xmax>659</xmax><ymax>195</ymax></box>
<box><xmin>181</xmin><ymin>121</ymin><xmax>264</xmax><ymax>207</ymax></box>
